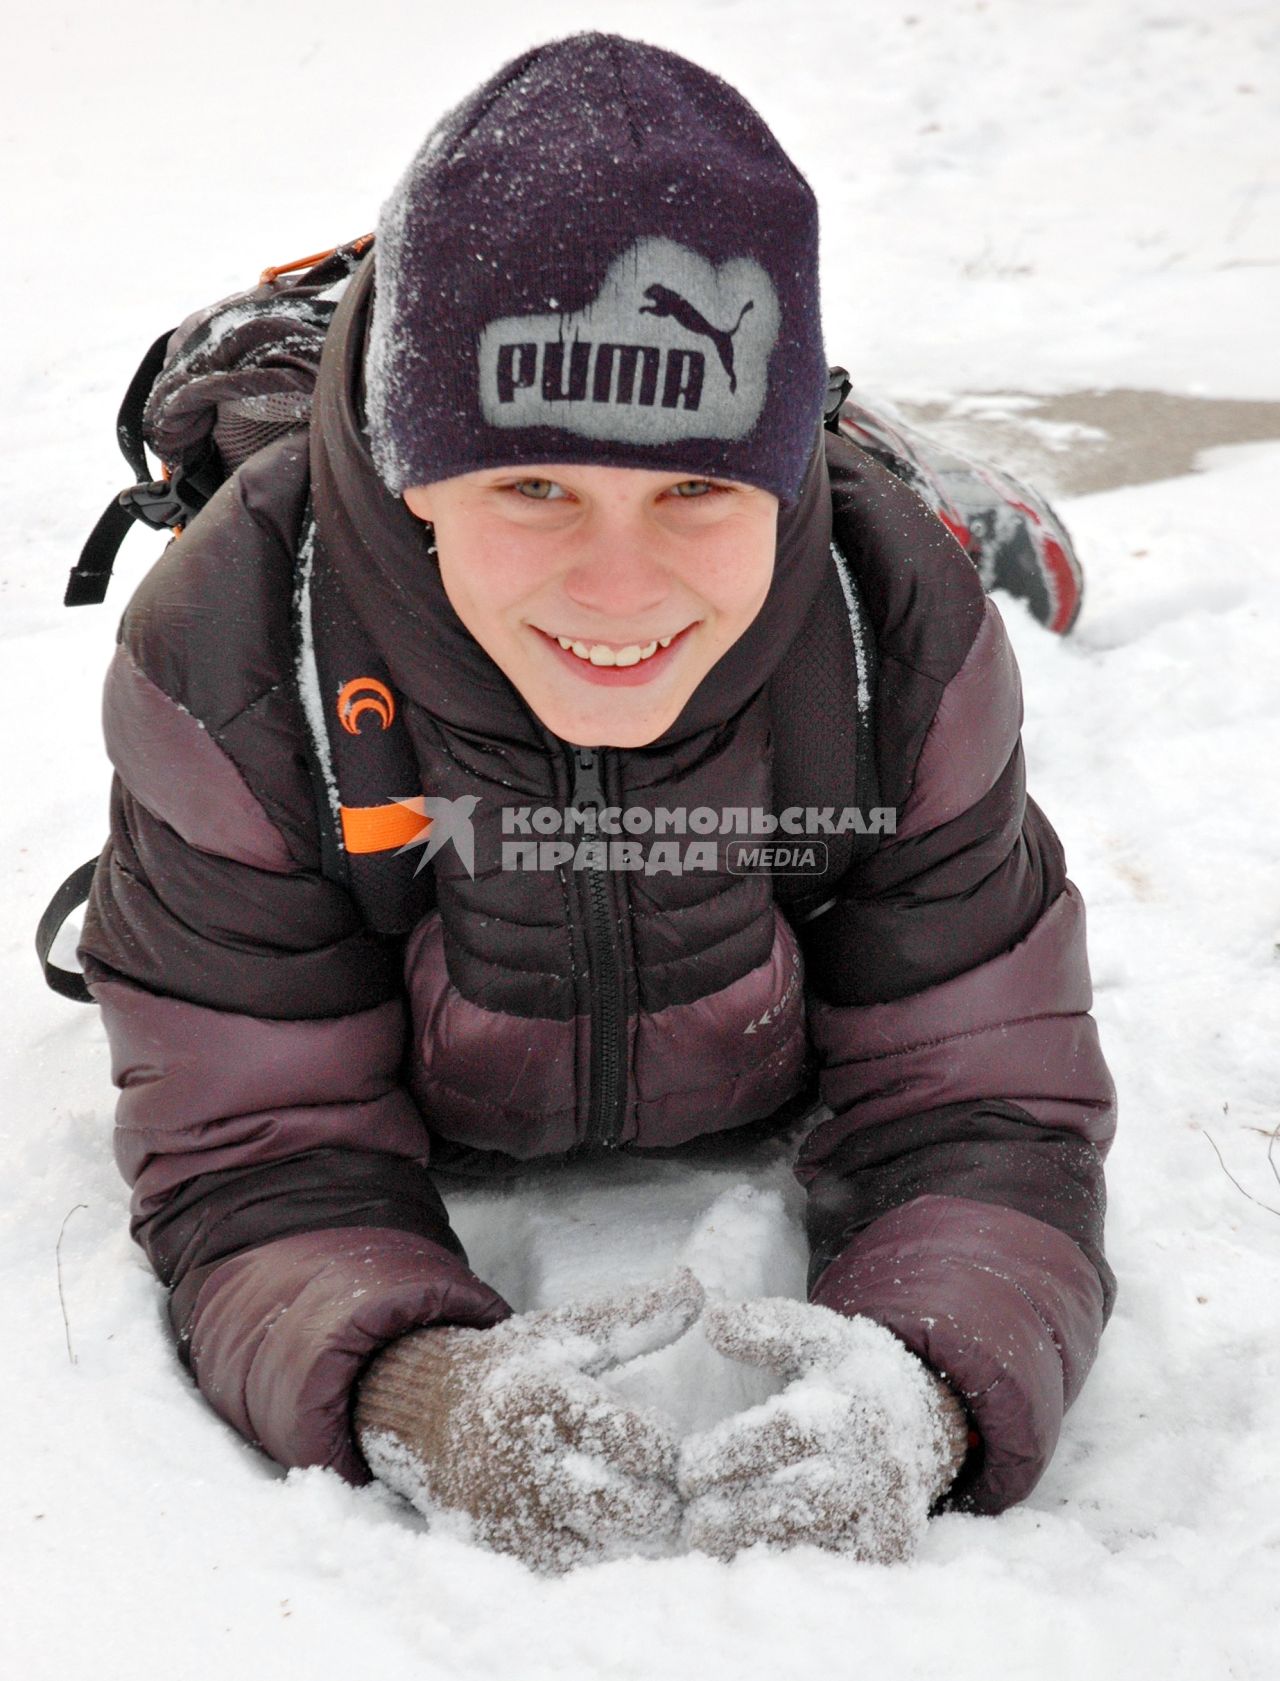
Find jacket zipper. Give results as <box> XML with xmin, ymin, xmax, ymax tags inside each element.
<box><xmin>568</xmin><ymin>745</ymin><xmax>627</xmax><ymax>1150</ymax></box>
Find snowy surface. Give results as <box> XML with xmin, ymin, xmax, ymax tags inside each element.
<box><xmin>3</xmin><ymin>1</ymin><xmax>1279</xmax><ymax>1677</ymax></box>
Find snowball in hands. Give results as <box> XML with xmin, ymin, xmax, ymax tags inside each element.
<box><xmin>354</xmin><ymin>1268</ymin><xmax>705</xmax><ymax>1574</ymax></box>
<box><xmin>678</xmin><ymin>1297</ymin><xmax>970</xmax><ymax>1563</ymax></box>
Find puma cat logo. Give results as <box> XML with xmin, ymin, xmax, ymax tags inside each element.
<box><xmin>637</xmin><ymin>285</ymin><xmax>755</xmax><ymax>394</ymax></box>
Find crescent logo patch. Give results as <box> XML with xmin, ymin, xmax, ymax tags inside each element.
<box><xmin>336</xmin><ymin>677</ymin><xmax>396</xmax><ymax>734</ymax></box>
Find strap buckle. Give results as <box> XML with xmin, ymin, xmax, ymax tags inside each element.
<box><xmin>823</xmin><ymin>365</ymin><xmax>853</xmax><ymax>431</ymax></box>
<box><xmin>117</xmin><ymin>462</ymin><xmax>208</xmax><ymax>532</ymax></box>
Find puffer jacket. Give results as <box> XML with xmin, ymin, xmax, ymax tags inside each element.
<box><xmin>77</xmin><ymin>253</ymin><xmax>1118</xmax><ymax>1517</ymax></box>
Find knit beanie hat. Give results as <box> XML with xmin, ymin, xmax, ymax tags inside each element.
<box><xmin>365</xmin><ymin>30</ymin><xmax>829</xmax><ymax>508</ymax></box>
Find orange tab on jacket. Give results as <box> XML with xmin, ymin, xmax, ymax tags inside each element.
<box><xmin>340</xmin><ymin>802</ymin><xmax>432</xmax><ymax>855</ymax></box>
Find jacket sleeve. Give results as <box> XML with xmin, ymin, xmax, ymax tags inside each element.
<box><xmin>76</xmin><ymin>467</ymin><xmax>512</xmax><ymax>1486</ymax></box>
<box><xmin>794</xmin><ymin>587</ymin><xmax>1118</xmax><ymax>1517</ymax></box>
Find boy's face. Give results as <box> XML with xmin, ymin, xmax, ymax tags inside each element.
<box><xmin>402</xmin><ymin>463</ymin><xmax>778</xmax><ymax>748</ymax></box>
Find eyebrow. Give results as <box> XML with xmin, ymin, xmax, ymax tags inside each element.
<box><xmin>483</xmin><ymin>470</ymin><xmax>744</xmax><ymax>488</ymax></box>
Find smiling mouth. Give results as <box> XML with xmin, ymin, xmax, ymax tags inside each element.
<box><xmin>533</xmin><ymin>624</ymin><xmax>695</xmax><ymax>668</ymax></box>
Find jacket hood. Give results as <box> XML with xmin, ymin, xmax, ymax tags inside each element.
<box><xmin>310</xmin><ymin>250</ymin><xmax>834</xmax><ymax>750</ymax></box>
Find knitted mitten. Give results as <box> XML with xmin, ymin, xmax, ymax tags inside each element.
<box><xmin>677</xmin><ymin>1297</ymin><xmax>973</xmax><ymax>1563</ymax></box>
<box><xmin>354</xmin><ymin>1268</ymin><xmax>705</xmax><ymax>1574</ymax></box>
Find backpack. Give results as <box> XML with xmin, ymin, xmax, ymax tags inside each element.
<box><xmin>40</xmin><ymin>230</ymin><xmax>1071</xmax><ymax>1001</ymax></box>
<box><xmin>63</xmin><ymin>234</ymin><xmax>375</xmax><ymax>609</ymax></box>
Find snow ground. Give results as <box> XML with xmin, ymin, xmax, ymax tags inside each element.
<box><xmin>2</xmin><ymin>2</ymin><xmax>1278</xmax><ymax>1677</ymax></box>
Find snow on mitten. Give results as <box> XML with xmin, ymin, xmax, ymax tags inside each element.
<box><xmin>677</xmin><ymin>1297</ymin><xmax>971</xmax><ymax>1564</ymax></box>
<box><xmin>354</xmin><ymin>1267</ymin><xmax>704</xmax><ymax>1574</ymax></box>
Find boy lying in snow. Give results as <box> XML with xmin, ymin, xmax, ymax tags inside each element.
<box><xmin>76</xmin><ymin>31</ymin><xmax>1118</xmax><ymax>1574</ymax></box>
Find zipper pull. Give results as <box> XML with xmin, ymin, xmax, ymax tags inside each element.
<box><xmin>570</xmin><ymin>746</ymin><xmax>606</xmax><ymax>811</ymax></box>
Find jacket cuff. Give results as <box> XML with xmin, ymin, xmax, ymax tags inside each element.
<box><xmin>809</xmin><ymin>1193</ymin><xmax>1105</xmax><ymax>1514</ymax></box>
<box><xmin>176</xmin><ymin>1225</ymin><xmax>513</xmax><ymax>1483</ymax></box>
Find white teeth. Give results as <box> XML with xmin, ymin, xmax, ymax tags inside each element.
<box><xmin>554</xmin><ymin>634</ymin><xmax>672</xmax><ymax>666</ymax></box>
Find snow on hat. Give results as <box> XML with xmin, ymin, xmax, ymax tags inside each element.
<box><xmin>365</xmin><ymin>30</ymin><xmax>828</xmax><ymax>508</ymax></box>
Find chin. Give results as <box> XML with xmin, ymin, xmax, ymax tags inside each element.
<box><xmin>537</xmin><ymin>696</ymin><xmax>681</xmax><ymax>750</ymax></box>
<box><xmin>594</xmin><ymin>720</ymin><xmax>672</xmax><ymax>748</ymax></box>
<box><xmin>560</xmin><ymin>716</ymin><xmax>676</xmax><ymax>750</ymax></box>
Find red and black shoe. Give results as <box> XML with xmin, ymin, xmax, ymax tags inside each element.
<box><xmin>835</xmin><ymin>393</ymin><xmax>1085</xmax><ymax>635</ymax></box>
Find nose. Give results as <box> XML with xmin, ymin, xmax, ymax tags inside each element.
<box><xmin>559</xmin><ymin>516</ymin><xmax>673</xmax><ymax>625</ymax></box>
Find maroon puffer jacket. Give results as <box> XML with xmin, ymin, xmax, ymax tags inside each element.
<box><xmin>77</xmin><ymin>254</ymin><xmax>1117</xmax><ymax>1517</ymax></box>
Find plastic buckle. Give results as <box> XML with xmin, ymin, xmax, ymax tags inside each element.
<box><xmin>117</xmin><ymin>465</ymin><xmax>207</xmax><ymax>532</ymax></box>
<box><xmin>823</xmin><ymin>365</ymin><xmax>853</xmax><ymax>430</ymax></box>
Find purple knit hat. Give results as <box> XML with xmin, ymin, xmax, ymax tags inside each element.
<box><xmin>365</xmin><ymin>31</ymin><xmax>828</xmax><ymax>507</ymax></box>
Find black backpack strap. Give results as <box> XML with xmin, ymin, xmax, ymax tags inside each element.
<box><xmin>766</xmin><ymin>527</ymin><xmax>881</xmax><ymax>927</ymax></box>
<box><xmin>291</xmin><ymin>494</ymin><xmax>346</xmax><ymax>888</ymax></box>
<box><xmin>63</xmin><ymin>323</ymin><xmax>228</xmax><ymax>608</ymax></box>
<box><xmin>116</xmin><ymin>325</ymin><xmax>175</xmax><ymax>481</ymax></box>
<box><xmin>292</xmin><ymin>495</ymin><xmax>436</xmax><ymax>935</ymax></box>
<box><xmin>812</xmin><ymin>525</ymin><xmax>881</xmax><ymax>892</ymax></box>
<box><xmin>35</xmin><ymin>855</ymin><xmax>99</xmax><ymax>1002</ymax></box>
<box><xmin>65</xmin><ymin>447</ymin><xmax>222</xmax><ymax>608</ymax></box>
<box><xmin>65</xmin><ymin>326</ymin><xmax>173</xmax><ymax>606</ymax></box>
<box><xmin>64</xmin><ymin>499</ymin><xmax>139</xmax><ymax>607</ymax></box>
<box><xmin>766</xmin><ymin>387</ymin><xmax>881</xmax><ymax>928</ymax></box>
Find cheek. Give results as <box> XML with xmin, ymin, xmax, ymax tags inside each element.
<box><xmin>436</xmin><ymin>528</ymin><xmax>550</xmax><ymax>637</ymax></box>
<box><xmin>694</xmin><ymin>539</ymin><xmax>776</xmax><ymax>635</ymax></box>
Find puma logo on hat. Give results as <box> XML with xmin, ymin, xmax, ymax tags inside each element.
<box><xmin>477</xmin><ymin>237</ymin><xmax>781</xmax><ymax>444</ymax></box>
<box><xmin>638</xmin><ymin>285</ymin><xmax>755</xmax><ymax>394</ymax></box>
